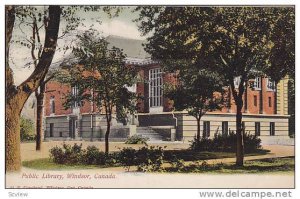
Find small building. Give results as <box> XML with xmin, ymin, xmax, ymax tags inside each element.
<box><xmin>44</xmin><ymin>35</ymin><xmax>290</xmax><ymax>144</ymax></box>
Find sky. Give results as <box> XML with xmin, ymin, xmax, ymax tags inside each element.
<box><xmin>9</xmin><ymin>6</ymin><xmax>147</xmax><ymax>85</ymax></box>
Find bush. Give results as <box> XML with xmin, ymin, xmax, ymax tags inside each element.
<box><xmin>190</xmin><ymin>131</ymin><xmax>261</xmax><ymax>153</ymax></box>
<box><xmin>84</xmin><ymin>146</ymin><xmax>106</xmax><ymax>165</ymax></box>
<box><xmin>136</xmin><ymin>146</ymin><xmax>165</xmax><ymax>172</ymax></box>
<box><xmin>125</xmin><ymin>135</ymin><xmax>149</xmax><ymax>145</ymax></box>
<box><xmin>50</xmin><ymin>143</ymin><xmax>85</xmax><ymax>164</ymax></box>
<box><xmin>117</xmin><ymin>146</ymin><xmax>166</xmax><ymax>172</ymax></box>
<box><xmin>50</xmin><ymin>144</ymin><xmax>117</xmax><ymax>166</ymax></box>
<box><xmin>20</xmin><ymin>116</ymin><xmax>35</xmax><ymax>142</ymax></box>
<box><xmin>117</xmin><ymin>148</ymin><xmax>137</xmax><ymax>171</ymax></box>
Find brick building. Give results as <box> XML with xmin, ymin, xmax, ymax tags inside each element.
<box><xmin>44</xmin><ymin>35</ymin><xmax>290</xmax><ymax>143</ymax></box>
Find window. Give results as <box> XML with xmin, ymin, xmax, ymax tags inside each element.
<box><xmin>50</xmin><ymin>97</ymin><xmax>55</xmax><ymax>114</ymax></box>
<box><xmin>203</xmin><ymin>121</ymin><xmax>210</xmax><ymax>138</ymax></box>
<box><xmin>270</xmin><ymin>122</ymin><xmax>275</xmax><ymax>136</ymax></box>
<box><xmin>71</xmin><ymin>85</ymin><xmax>79</xmax><ymax>108</ymax></box>
<box><xmin>222</xmin><ymin>121</ymin><xmax>228</xmax><ymax>135</ymax></box>
<box><xmin>267</xmin><ymin>78</ymin><xmax>276</xmax><ymax>91</ymax></box>
<box><xmin>254</xmin><ymin>77</ymin><xmax>261</xmax><ymax>90</ymax></box>
<box><xmin>254</xmin><ymin>95</ymin><xmax>257</xmax><ymax>106</ymax></box>
<box><xmin>50</xmin><ymin>123</ymin><xmax>54</xmax><ymax>137</ymax></box>
<box><xmin>255</xmin><ymin>122</ymin><xmax>260</xmax><ymax>136</ymax></box>
<box><xmin>234</xmin><ymin>76</ymin><xmax>241</xmax><ymax>89</ymax></box>
<box><xmin>268</xmin><ymin>97</ymin><xmax>272</xmax><ymax>107</ymax></box>
<box><xmin>149</xmin><ymin>68</ymin><xmax>163</xmax><ymax>107</ymax></box>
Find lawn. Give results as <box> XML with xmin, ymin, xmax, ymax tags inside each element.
<box><xmin>165</xmin><ymin>157</ymin><xmax>295</xmax><ymax>174</ymax></box>
<box><xmin>22</xmin><ymin>158</ymin><xmax>115</xmax><ymax>170</ymax></box>
<box><xmin>163</xmin><ymin>149</ymin><xmax>269</xmax><ymax>161</ymax></box>
<box><xmin>23</xmin><ymin>149</ymin><xmax>270</xmax><ymax>170</ymax></box>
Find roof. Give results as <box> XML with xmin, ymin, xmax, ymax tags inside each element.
<box><xmin>106</xmin><ymin>35</ymin><xmax>150</xmax><ymax>59</ymax></box>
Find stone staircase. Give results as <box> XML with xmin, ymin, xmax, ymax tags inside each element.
<box><xmin>136</xmin><ymin>126</ymin><xmax>163</xmax><ymax>141</ymax></box>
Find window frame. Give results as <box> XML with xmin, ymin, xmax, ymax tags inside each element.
<box><xmin>253</xmin><ymin>77</ymin><xmax>262</xmax><ymax>90</ymax></box>
<box><xmin>266</xmin><ymin>78</ymin><xmax>276</xmax><ymax>92</ymax></box>
<box><xmin>222</xmin><ymin>121</ymin><xmax>228</xmax><ymax>136</ymax></box>
<box><xmin>255</xmin><ymin>122</ymin><xmax>260</xmax><ymax>136</ymax></box>
<box><xmin>270</xmin><ymin>122</ymin><xmax>275</xmax><ymax>136</ymax></box>
<box><xmin>49</xmin><ymin>123</ymin><xmax>54</xmax><ymax>137</ymax></box>
<box><xmin>203</xmin><ymin>121</ymin><xmax>211</xmax><ymax>138</ymax></box>
<box><xmin>149</xmin><ymin>68</ymin><xmax>163</xmax><ymax>108</ymax></box>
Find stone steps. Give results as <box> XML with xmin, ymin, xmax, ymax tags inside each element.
<box><xmin>136</xmin><ymin>127</ymin><xmax>163</xmax><ymax>141</ymax></box>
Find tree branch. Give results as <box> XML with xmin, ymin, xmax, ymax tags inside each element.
<box><xmin>17</xmin><ymin>6</ymin><xmax>61</xmax><ymax>99</ymax></box>
<box><xmin>6</xmin><ymin>6</ymin><xmax>16</xmax><ymax>93</ymax></box>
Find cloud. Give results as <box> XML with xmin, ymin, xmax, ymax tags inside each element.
<box><xmin>77</xmin><ymin>19</ymin><xmax>146</xmax><ymax>40</ymax></box>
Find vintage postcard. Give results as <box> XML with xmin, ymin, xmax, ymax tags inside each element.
<box><xmin>5</xmin><ymin>4</ymin><xmax>295</xmax><ymax>193</ymax></box>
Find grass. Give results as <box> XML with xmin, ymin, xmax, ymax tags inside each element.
<box><xmin>22</xmin><ymin>158</ymin><xmax>116</xmax><ymax>170</ymax></box>
<box><xmin>166</xmin><ymin>157</ymin><xmax>295</xmax><ymax>174</ymax></box>
<box><xmin>164</xmin><ymin>149</ymin><xmax>269</xmax><ymax>162</ymax></box>
<box><xmin>23</xmin><ymin>149</ymin><xmax>270</xmax><ymax>171</ymax></box>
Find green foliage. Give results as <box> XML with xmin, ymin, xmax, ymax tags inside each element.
<box><xmin>288</xmin><ymin>77</ymin><xmax>295</xmax><ymax>136</ymax></box>
<box><xmin>135</xmin><ymin>8</ymin><xmax>295</xmax><ymax>156</ymax></box>
<box><xmin>117</xmin><ymin>147</ymin><xmax>136</xmax><ymax>171</ymax></box>
<box><xmin>20</xmin><ymin>116</ymin><xmax>35</xmax><ymax>142</ymax></box>
<box><xmin>117</xmin><ymin>146</ymin><xmax>165</xmax><ymax>172</ymax></box>
<box><xmin>165</xmin><ymin>69</ymin><xmax>224</xmax><ymax>119</ymax></box>
<box><xmin>49</xmin><ymin>144</ymin><xmax>114</xmax><ymax>165</ymax></box>
<box><xmin>166</xmin><ymin>158</ymin><xmax>294</xmax><ymax>173</ymax></box>
<box><xmin>136</xmin><ymin>146</ymin><xmax>165</xmax><ymax>172</ymax></box>
<box><xmin>135</xmin><ymin>7</ymin><xmax>294</xmax><ymax>82</ymax></box>
<box><xmin>190</xmin><ymin>131</ymin><xmax>261</xmax><ymax>153</ymax></box>
<box><xmin>125</xmin><ymin>135</ymin><xmax>149</xmax><ymax>145</ymax></box>
<box><xmin>59</xmin><ymin>30</ymin><xmax>139</xmax><ymax>153</ymax></box>
<box><xmin>49</xmin><ymin>143</ymin><xmax>85</xmax><ymax>164</ymax></box>
<box><xmin>84</xmin><ymin>146</ymin><xmax>107</xmax><ymax>165</ymax></box>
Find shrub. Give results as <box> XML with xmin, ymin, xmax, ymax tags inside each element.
<box><xmin>125</xmin><ymin>135</ymin><xmax>149</xmax><ymax>145</ymax></box>
<box><xmin>84</xmin><ymin>146</ymin><xmax>106</xmax><ymax>165</ymax></box>
<box><xmin>190</xmin><ymin>131</ymin><xmax>261</xmax><ymax>153</ymax></box>
<box><xmin>49</xmin><ymin>143</ymin><xmax>85</xmax><ymax>164</ymax></box>
<box><xmin>117</xmin><ymin>148</ymin><xmax>137</xmax><ymax>171</ymax></box>
<box><xmin>20</xmin><ymin>116</ymin><xmax>35</xmax><ymax>142</ymax></box>
<box><xmin>170</xmin><ymin>158</ymin><xmax>186</xmax><ymax>172</ymax></box>
<box><xmin>136</xmin><ymin>146</ymin><xmax>165</xmax><ymax>172</ymax></box>
<box><xmin>49</xmin><ymin>146</ymin><xmax>65</xmax><ymax>164</ymax></box>
<box><xmin>117</xmin><ymin>146</ymin><xmax>166</xmax><ymax>172</ymax></box>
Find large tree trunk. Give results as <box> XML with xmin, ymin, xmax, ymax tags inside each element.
<box><xmin>236</xmin><ymin>99</ymin><xmax>244</xmax><ymax>166</ymax></box>
<box><xmin>5</xmin><ymin>6</ymin><xmax>61</xmax><ymax>172</ymax></box>
<box><xmin>6</xmin><ymin>98</ymin><xmax>23</xmax><ymax>172</ymax></box>
<box><xmin>35</xmin><ymin>83</ymin><xmax>45</xmax><ymax>151</ymax></box>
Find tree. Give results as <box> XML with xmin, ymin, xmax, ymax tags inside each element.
<box><xmin>165</xmin><ymin>68</ymin><xmax>223</xmax><ymax>142</ymax></box>
<box><xmin>6</xmin><ymin>5</ymin><xmax>61</xmax><ymax>172</ymax></box>
<box><xmin>20</xmin><ymin>116</ymin><xmax>35</xmax><ymax>142</ymax></box>
<box><xmin>264</xmin><ymin>7</ymin><xmax>295</xmax><ymax>113</ymax></box>
<box><xmin>60</xmin><ymin>31</ymin><xmax>138</xmax><ymax>154</ymax></box>
<box><xmin>6</xmin><ymin>5</ymin><xmax>122</xmax><ymax>171</ymax></box>
<box><xmin>135</xmin><ymin>6</ymin><xmax>294</xmax><ymax>166</ymax></box>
